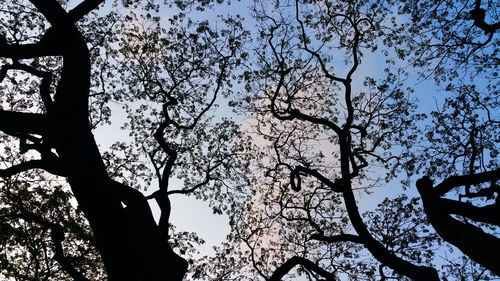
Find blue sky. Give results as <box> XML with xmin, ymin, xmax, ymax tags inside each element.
<box><xmin>81</xmin><ymin>0</ymin><xmax>496</xmax><ymax>279</ymax></box>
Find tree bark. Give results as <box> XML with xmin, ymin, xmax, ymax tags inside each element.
<box><xmin>3</xmin><ymin>1</ymin><xmax>190</xmax><ymax>279</ymax></box>
<box><xmin>417</xmin><ymin>177</ymin><xmax>500</xmax><ymax>276</ymax></box>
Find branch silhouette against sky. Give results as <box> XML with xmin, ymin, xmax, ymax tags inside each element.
<box><xmin>0</xmin><ymin>0</ymin><xmax>498</xmax><ymax>280</ymax></box>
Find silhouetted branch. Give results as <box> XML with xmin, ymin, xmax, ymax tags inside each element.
<box><xmin>310</xmin><ymin>233</ymin><xmax>363</xmax><ymax>244</ymax></box>
<box><xmin>50</xmin><ymin>224</ymin><xmax>92</xmax><ymax>281</ymax></box>
<box><xmin>28</xmin><ymin>0</ymin><xmax>70</xmax><ymax>27</ymax></box>
<box><xmin>342</xmin><ymin>185</ymin><xmax>440</xmax><ymax>281</ymax></box>
<box><xmin>416</xmin><ymin>176</ymin><xmax>500</xmax><ymax>276</ymax></box>
<box><xmin>291</xmin><ymin>166</ymin><xmax>344</xmax><ymax>192</ymax></box>
<box><xmin>441</xmin><ymin>198</ymin><xmax>500</xmax><ymax>226</ymax></box>
<box><xmin>434</xmin><ymin>169</ymin><xmax>500</xmax><ymax>196</ymax></box>
<box><xmin>268</xmin><ymin>256</ymin><xmax>336</xmax><ymax>281</ymax></box>
<box><xmin>295</xmin><ymin>0</ymin><xmax>346</xmax><ymax>85</ymax></box>
<box><xmin>0</xmin><ymin>110</ymin><xmax>48</xmax><ymax>136</ymax></box>
<box><xmin>470</xmin><ymin>0</ymin><xmax>500</xmax><ymax>35</ymax></box>
<box><xmin>68</xmin><ymin>0</ymin><xmax>105</xmax><ymax>22</ymax></box>
<box><xmin>0</xmin><ymin>159</ymin><xmax>66</xmax><ymax>178</ymax></box>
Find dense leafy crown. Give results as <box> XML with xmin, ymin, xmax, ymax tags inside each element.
<box><xmin>0</xmin><ymin>0</ymin><xmax>498</xmax><ymax>280</ymax></box>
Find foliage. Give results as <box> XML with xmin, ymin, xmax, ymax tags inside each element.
<box><xmin>222</xmin><ymin>0</ymin><xmax>499</xmax><ymax>280</ymax></box>
<box><xmin>385</xmin><ymin>0</ymin><xmax>499</xmax><ymax>81</ymax></box>
<box><xmin>0</xmin><ymin>0</ymin><xmax>249</xmax><ymax>279</ymax></box>
<box><xmin>0</xmin><ymin>177</ymin><xmax>105</xmax><ymax>280</ymax></box>
<box><xmin>0</xmin><ymin>0</ymin><xmax>498</xmax><ymax>280</ymax></box>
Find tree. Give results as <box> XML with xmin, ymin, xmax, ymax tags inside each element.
<box><xmin>387</xmin><ymin>0</ymin><xmax>500</xmax><ymax>276</ymax></box>
<box><xmin>0</xmin><ymin>0</ymin><xmax>247</xmax><ymax>280</ymax></box>
<box><xmin>0</xmin><ymin>0</ymin><xmax>498</xmax><ymax>281</ymax></box>
<box><xmin>0</xmin><ymin>177</ymin><xmax>105</xmax><ymax>280</ymax></box>
<box><xmin>223</xmin><ymin>0</ymin><xmax>498</xmax><ymax>280</ymax></box>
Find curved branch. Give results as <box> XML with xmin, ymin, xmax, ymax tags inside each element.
<box><xmin>267</xmin><ymin>10</ymin><xmax>343</xmax><ymax>136</ymax></box>
<box><xmin>0</xmin><ymin>159</ymin><xmax>65</xmax><ymax>178</ymax></box>
<box><xmin>166</xmin><ymin>172</ymin><xmax>212</xmax><ymax>196</ymax></box>
<box><xmin>170</xmin><ymin>59</ymin><xmax>228</xmax><ymax>130</ymax></box>
<box><xmin>295</xmin><ymin>0</ymin><xmax>346</xmax><ymax>85</ymax></box>
<box><xmin>153</xmin><ymin>122</ymin><xmax>177</xmax><ymax>191</ymax></box>
<box><xmin>28</xmin><ymin>0</ymin><xmax>70</xmax><ymax>27</ymax></box>
<box><xmin>68</xmin><ymin>0</ymin><xmax>105</xmax><ymax>22</ymax></box>
<box><xmin>470</xmin><ymin>1</ymin><xmax>500</xmax><ymax>35</ymax></box>
<box><xmin>50</xmin><ymin>224</ymin><xmax>92</xmax><ymax>281</ymax></box>
<box><xmin>0</xmin><ymin>0</ymin><xmax>103</xmax><ymax>59</ymax></box>
<box><xmin>268</xmin><ymin>256</ymin><xmax>336</xmax><ymax>281</ymax></box>
<box><xmin>441</xmin><ymin>198</ymin><xmax>500</xmax><ymax>226</ymax></box>
<box><xmin>310</xmin><ymin>233</ymin><xmax>363</xmax><ymax>244</ymax></box>
<box><xmin>342</xmin><ymin>184</ymin><xmax>439</xmax><ymax>280</ymax></box>
<box><xmin>416</xmin><ymin>177</ymin><xmax>500</xmax><ymax>276</ymax></box>
<box><xmin>434</xmin><ymin>169</ymin><xmax>500</xmax><ymax>196</ymax></box>
<box><xmin>292</xmin><ymin>166</ymin><xmax>344</xmax><ymax>193</ymax></box>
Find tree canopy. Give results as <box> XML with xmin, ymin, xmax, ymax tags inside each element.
<box><xmin>0</xmin><ymin>0</ymin><xmax>498</xmax><ymax>280</ymax></box>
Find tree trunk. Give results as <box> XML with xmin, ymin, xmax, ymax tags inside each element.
<box><xmin>417</xmin><ymin>177</ymin><xmax>500</xmax><ymax>276</ymax></box>
<box><xmin>29</xmin><ymin>2</ymin><xmax>188</xmax><ymax>279</ymax></box>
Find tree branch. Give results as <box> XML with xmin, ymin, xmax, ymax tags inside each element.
<box><xmin>268</xmin><ymin>256</ymin><xmax>336</xmax><ymax>281</ymax></box>
<box><xmin>291</xmin><ymin>166</ymin><xmax>344</xmax><ymax>192</ymax></box>
<box><xmin>470</xmin><ymin>1</ymin><xmax>500</xmax><ymax>35</ymax></box>
<box><xmin>434</xmin><ymin>169</ymin><xmax>500</xmax><ymax>196</ymax></box>
<box><xmin>28</xmin><ymin>0</ymin><xmax>70</xmax><ymax>27</ymax></box>
<box><xmin>68</xmin><ymin>0</ymin><xmax>106</xmax><ymax>22</ymax></box>
<box><xmin>0</xmin><ymin>0</ymin><xmax>104</xmax><ymax>59</ymax></box>
<box><xmin>50</xmin><ymin>224</ymin><xmax>92</xmax><ymax>281</ymax></box>
<box><xmin>342</xmin><ymin>184</ymin><xmax>439</xmax><ymax>280</ymax></box>
<box><xmin>0</xmin><ymin>110</ymin><xmax>48</xmax><ymax>136</ymax></box>
<box><xmin>0</xmin><ymin>159</ymin><xmax>66</xmax><ymax>178</ymax></box>
<box><xmin>295</xmin><ymin>0</ymin><xmax>346</xmax><ymax>85</ymax></box>
<box><xmin>440</xmin><ymin>198</ymin><xmax>500</xmax><ymax>226</ymax></box>
<box><xmin>417</xmin><ymin>176</ymin><xmax>500</xmax><ymax>276</ymax></box>
<box><xmin>310</xmin><ymin>233</ymin><xmax>363</xmax><ymax>244</ymax></box>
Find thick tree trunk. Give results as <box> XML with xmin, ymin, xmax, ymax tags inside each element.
<box><xmin>417</xmin><ymin>177</ymin><xmax>500</xmax><ymax>276</ymax></box>
<box><xmin>24</xmin><ymin>2</ymin><xmax>188</xmax><ymax>280</ymax></box>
